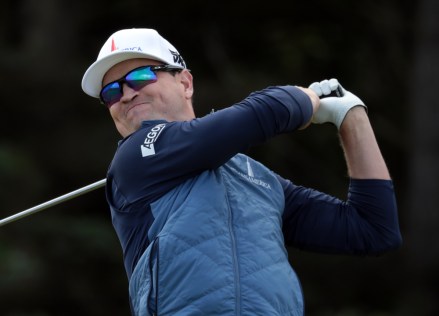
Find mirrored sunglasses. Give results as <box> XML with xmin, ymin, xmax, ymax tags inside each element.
<box><xmin>99</xmin><ymin>65</ymin><xmax>182</xmax><ymax>108</ymax></box>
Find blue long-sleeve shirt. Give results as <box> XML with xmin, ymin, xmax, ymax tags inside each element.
<box><xmin>106</xmin><ymin>85</ymin><xmax>402</xmax><ymax>280</ymax></box>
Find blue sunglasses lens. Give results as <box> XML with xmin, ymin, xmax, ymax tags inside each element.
<box><xmin>126</xmin><ymin>66</ymin><xmax>157</xmax><ymax>85</ymax></box>
<box><xmin>100</xmin><ymin>66</ymin><xmax>158</xmax><ymax>107</ymax></box>
<box><xmin>101</xmin><ymin>82</ymin><xmax>123</xmax><ymax>106</ymax></box>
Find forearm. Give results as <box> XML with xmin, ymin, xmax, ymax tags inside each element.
<box><xmin>339</xmin><ymin>106</ymin><xmax>390</xmax><ymax>179</ymax></box>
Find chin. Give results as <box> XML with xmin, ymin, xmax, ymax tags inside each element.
<box><xmin>127</xmin><ymin>109</ymin><xmax>150</xmax><ymax>122</ymax></box>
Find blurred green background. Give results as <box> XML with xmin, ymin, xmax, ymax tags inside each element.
<box><xmin>1</xmin><ymin>0</ymin><xmax>438</xmax><ymax>315</ymax></box>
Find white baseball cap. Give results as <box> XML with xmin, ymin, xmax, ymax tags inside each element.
<box><xmin>81</xmin><ymin>28</ymin><xmax>187</xmax><ymax>98</ymax></box>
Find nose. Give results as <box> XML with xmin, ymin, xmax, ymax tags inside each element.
<box><xmin>119</xmin><ymin>83</ymin><xmax>138</xmax><ymax>103</ymax></box>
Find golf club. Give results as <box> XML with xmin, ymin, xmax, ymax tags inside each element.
<box><xmin>0</xmin><ymin>85</ymin><xmax>344</xmax><ymax>228</ymax></box>
<box><xmin>0</xmin><ymin>178</ymin><xmax>106</xmax><ymax>227</ymax></box>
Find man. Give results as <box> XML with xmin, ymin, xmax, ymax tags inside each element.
<box><xmin>81</xmin><ymin>28</ymin><xmax>402</xmax><ymax>316</ymax></box>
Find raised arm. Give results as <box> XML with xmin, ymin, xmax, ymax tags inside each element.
<box><xmin>308</xmin><ymin>78</ymin><xmax>390</xmax><ymax>179</ymax></box>
<box><xmin>280</xmin><ymin>79</ymin><xmax>401</xmax><ymax>255</ymax></box>
<box><xmin>339</xmin><ymin>106</ymin><xmax>391</xmax><ymax>179</ymax></box>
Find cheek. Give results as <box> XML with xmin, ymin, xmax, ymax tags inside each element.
<box><xmin>159</xmin><ymin>88</ymin><xmax>183</xmax><ymax>109</ymax></box>
<box><xmin>109</xmin><ymin>106</ymin><xmax>123</xmax><ymax>122</ymax></box>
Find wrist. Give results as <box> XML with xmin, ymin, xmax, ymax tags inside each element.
<box><xmin>339</xmin><ymin>105</ymin><xmax>368</xmax><ymax>132</ymax></box>
<box><xmin>338</xmin><ymin>105</ymin><xmax>371</xmax><ymax>135</ymax></box>
<box><xmin>293</xmin><ymin>86</ymin><xmax>319</xmax><ymax>130</ymax></box>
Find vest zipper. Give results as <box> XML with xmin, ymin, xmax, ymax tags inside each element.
<box><xmin>155</xmin><ymin>238</ymin><xmax>160</xmax><ymax>315</ymax></box>
<box><xmin>222</xmin><ymin>171</ymin><xmax>241</xmax><ymax>315</ymax></box>
<box><xmin>148</xmin><ymin>237</ymin><xmax>160</xmax><ymax>316</ymax></box>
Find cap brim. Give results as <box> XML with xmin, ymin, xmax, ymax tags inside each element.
<box><xmin>81</xmin><ymin>51</ymin><xmax>172</xmax><ymax>98</ymax></box>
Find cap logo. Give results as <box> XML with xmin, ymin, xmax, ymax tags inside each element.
<box><xmin>170</xmin><ymin>50</ymin><xmax>186</xmax><ymax>68</ymax></box>
<box><xmin>122</xmin><ymin>47</ymin><xmax>142</xmax><ymax>51</ymax></box>
<box><xmin>110</xmin><ymin>38</ymin><xmax>142</xmax><ymax>53</ymax></box>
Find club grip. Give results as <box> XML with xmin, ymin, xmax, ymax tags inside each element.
<box><xmin>319</xmin><ymin>86</ymin><xmax>344</xmax><ymax>99</ymax></box>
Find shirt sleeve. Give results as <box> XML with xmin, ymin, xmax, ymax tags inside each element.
<box><xmin>109</xmin><ymin>85</ymin><xmax>313</xmax><ymax>203</ymax></box>
<box><xmin>165</xmin><ymin>85</ymin><xmax>312</xmax><ymax>169</ymax></box>
<box><xmin>279</xmin><ymin>176</ymin><xmax>402</xmax><ymax>255</ymax></box>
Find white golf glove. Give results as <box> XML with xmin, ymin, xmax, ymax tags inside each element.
<box><xmin>309</xmin><ymin>78</ymin><xmax>367</xmax><ymax>129</ymax></box>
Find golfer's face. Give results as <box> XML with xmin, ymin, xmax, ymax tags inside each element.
<box><xmin>103</xmin><ymin>58</ymin><xmax>194</xmax><ymax>137</ymax></box>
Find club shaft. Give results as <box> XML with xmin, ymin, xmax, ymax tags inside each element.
<box><xmin>0</xmin><ymin>178</ymin><xmax>106</xmax><ymax>227</ymax></box>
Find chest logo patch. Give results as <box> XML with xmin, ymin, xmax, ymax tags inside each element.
<box><xmin>141</xmin><ymin>124</ymin><xmax>165</xmax><ymax>157</ymax></box>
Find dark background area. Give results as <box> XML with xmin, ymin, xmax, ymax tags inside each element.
<box><xmin>1</xmin><ymin>0</ymin><xmax>438</xmax><ymax>315</ymax></box>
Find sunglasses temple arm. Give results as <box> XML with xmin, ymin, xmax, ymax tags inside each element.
<box><xmin>0</xmin><ymin>178</ymin><xmax>107</xmax><ymax>227</ymax></box>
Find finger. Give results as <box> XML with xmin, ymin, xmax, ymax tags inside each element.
<box><xmin>309</xmin><ymin>82</ymin><xmax>323</xmax><ymax>96</ymax></box>
<box><xmin>320</xmin><ymin>79</ymin><xmax>332</xmax><ymax>95</ymax></box>
<box><xmin>329</xmin><ymin>78</ymin><xmax>339</xmax><ymax>91</ymax></box>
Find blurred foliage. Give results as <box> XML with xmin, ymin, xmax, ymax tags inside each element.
<box><xmin>0</xmin><ymin>0</ymin><xmax>438</xmax><ymax>315</ymax></box>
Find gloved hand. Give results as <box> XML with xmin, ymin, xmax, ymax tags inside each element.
<box><xmin>309</xmin><ymin>78</ymin><xmax>367</xmax><ymax>129</ymax></box>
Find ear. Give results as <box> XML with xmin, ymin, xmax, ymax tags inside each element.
<box><xmin>180</xmin><ymin>69</ymin><xmax>194</xmax><ymax>99</ymax></box>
